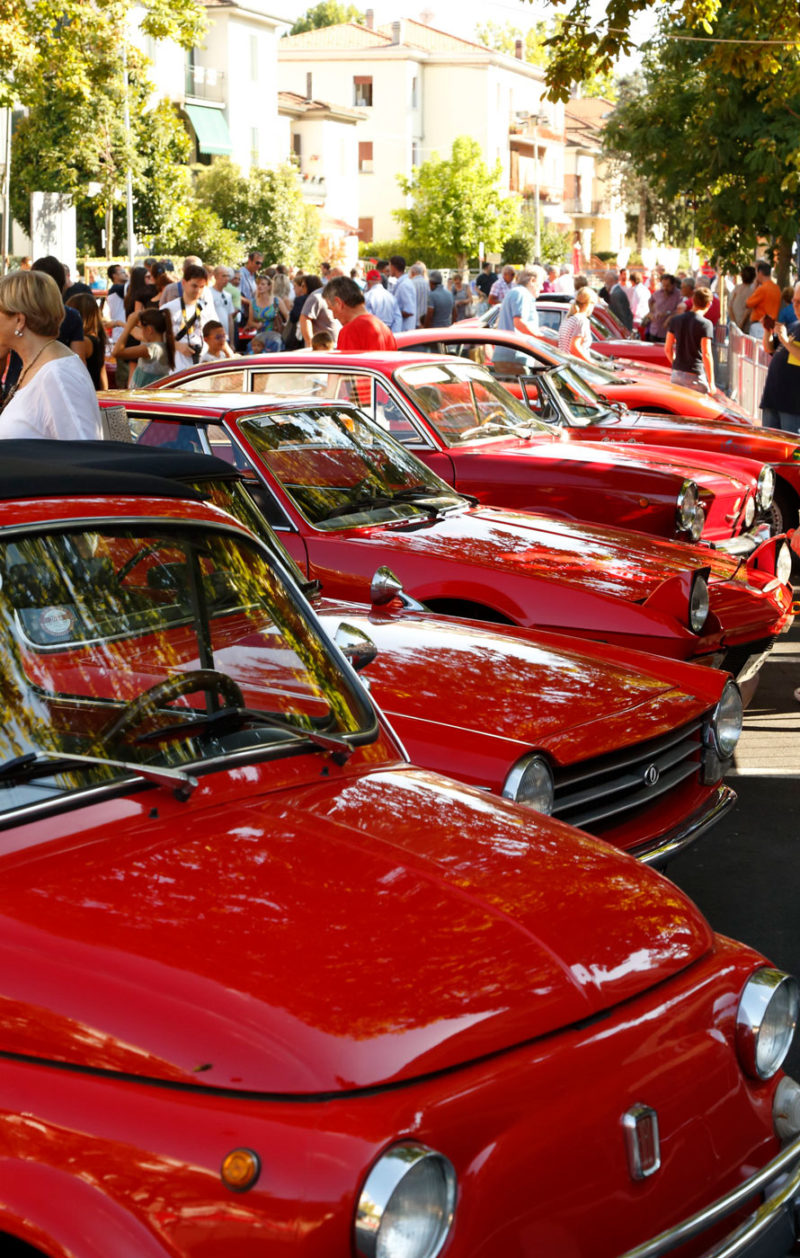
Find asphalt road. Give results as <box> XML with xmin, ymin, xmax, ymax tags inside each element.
<box><xmin>668</xmin><ymin>615</ymin><xmax>800</xmax><ymax>1077</ymax></box>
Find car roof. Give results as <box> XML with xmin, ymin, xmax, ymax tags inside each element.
<box><xmin>160</xmin><ymin>350</ymin><xmax>442</xmax><ymax>386</ymax></box>
<box><xmin>0</xmin><ymin>441</ymin><xmax>238</xmax><ymax>499</ymax></box>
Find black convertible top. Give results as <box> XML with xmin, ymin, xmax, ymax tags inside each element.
<box><xmin>0</xmin><ymin>440</ymin><xmax>240</xmax><ymax>504</ymax></box>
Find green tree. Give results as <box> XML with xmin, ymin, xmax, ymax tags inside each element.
<box><xmin>194</xmin><ymin>156</ymin><xmax>318</xmax><ymax>264</ymax></box>
<box><xmin>395</xmin><ymin>137</ymin><xmax>520</xmax><ymax>270</ymax></box>
<box><xmin>288</xmin><ymin>2</ymin><xmax>364</xmax><ymax>35</ymax></box>
<box><xmin>601</xmin><ymin>10</ymin><xmax>800</xmax><ymax>280</ymax></box>
<box><xmin>476</xmin><ymin>17</ymin><xmax>616</xmax><ymax>98</ymax></box>
<box><xmin>530</xmin><ymin>0</ymin><xmax>800</xmax><ymax>106</ymax></box>
<box><xmin>7</xmin><ymin>0</ymin><xmax>205</xmax><ymax>253</ymax></box>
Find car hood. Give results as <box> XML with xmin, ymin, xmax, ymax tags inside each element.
<box><xmin>589</xmin><ymin>410</ymin><xmax>799</xmax><ymax>458</ymax></box>
<box><xmin>316</xmin><ymin>604</ymin><xmax>710</xmax><ymax>751</ymax></box>
<box><xmin>385</xmin><ymin>506</ymin><xmax>730</xmax><ymax>603</ymax></box>
<box><xmin>0</xmin><ymin>770</ymin><xmax>711</xmax><ymax>1094</ymax></box>
<box><xmin>477</xmin><ymin>433</ymin><xmax>754</xmax><ymax>492</ymax></box>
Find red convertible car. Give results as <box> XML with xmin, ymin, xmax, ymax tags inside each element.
<box><xmin>0</xmin><ymin>455</ymin><xmax>799</xmax><ymax>1258</ymax></box>
<box><xmin>395</xmin><ymin>327</ymin><xmax>800</xmax><ymax>532</ymax></box>
<box><xmin>98</xmin><ymin>391</ymin><xmax>794</xmax><ymax>690</ymax></box>
<box><xmin>155</xmin><ymin>352</ymin><xmax>775</xmax><ymax>553</ymax></box>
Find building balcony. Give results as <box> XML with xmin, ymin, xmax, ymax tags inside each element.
<box><xmin>521</xmin><ymin>187</ymin><xmax>563</xmax><ymax>205</ymax></box>
<box><xmin>296</xmin><ymin>172</ymin><xmax>327</xmax><ymax>205</ymax></box>
<box><xmin>563</xmin><ymin>198</ymin><xmax>611</xmax><ymax>216</ymax></box>
<box><xmin>185</xmin><ymin>65</ymin><xmax>226</xmax><ymax>105</ymax></box>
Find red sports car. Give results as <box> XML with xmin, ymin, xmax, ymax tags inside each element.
<box><xmin>154</xmin><ymin>351</ymin><xmax>775</xmax><ymax>553</ymax></box>
<box><xmin>98</xmin><ymin>391</ymin><xmax>794</xmax><ymax>692</ymax></box>
<box><xmin>36</xmin><ymin>436</ymin><xmax>743</xmax><ymax>865</ymax></box>
<box><xmin>395</xmin><ymin>326</ymin><xmax>800</xmax><ymax>532</ymax></box>
<box><xmin>0</xmin><ymin>452</ymin><xmax>798</xmax><ymax>1258</ymax></box>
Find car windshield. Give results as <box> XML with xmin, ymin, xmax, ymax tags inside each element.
<box><xmin>395</xmin><ymin>361</ymin><xmax>550</xmax><ymax>444</ymax></box>
<box><xmin>0</xmin><ymin>522</ymin><xmax>373</xmax><ymax>816</ymax></box>
<box><xmin>544</xmin><ymin>366</ymin><xmax>612</xmax><ymax>424</ymax></box>
<box><xmin>236</xmin><ymin>405</ymin><xmax>464</xmax><ymax>528</ymax></box>
<box><xmin>533</xmin><ymin>342</ymin><xmax>620</xmax><ymax>387</ymax></box>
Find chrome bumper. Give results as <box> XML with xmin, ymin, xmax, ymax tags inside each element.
<box><xmin>630</xmin><ymin>783</ymin><xmax>736</xmax><ymax>867</ymax></box>
<box><xmin>714</xmin><ymin>522</ymin><xmax>772</xmax><ymax>558</ymax></box>
<box><xmin>619</xmin><ymin>1131</ymin><xmax>800</xmax><ymax>1258</ymax></box>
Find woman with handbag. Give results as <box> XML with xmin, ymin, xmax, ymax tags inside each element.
<box><xmin>245</xmin><ymin>274</ymin><xmax>290</xmax><ymax>353</ymax></box>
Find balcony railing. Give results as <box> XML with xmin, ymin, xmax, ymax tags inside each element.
<box><xmin>295</xmin><ymin>172</ymin><xmax>327</xmax><ymax>204</ymax></box>
<box><xmin>185</xmin><ymin>65</ymin><xmax>226</xmax><ymax>104</ymax></box>
<box><xmin>563</xmin><ymin>198</ymin><xmax>611</xmax><ymax>216</ymax></box>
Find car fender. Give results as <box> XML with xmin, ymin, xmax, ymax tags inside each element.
<box><xmin>0</xmin><ymin>1156</ymin><xmax>170</xmax><ymax>1258</ymax></box>
<box><xmin>746</xmin><ymin>532</ymin><xmax>789</xmax><ymax>580</ymax></box>
<box><xmin>643</xmin><ymin>566</ymin><xmax>714</xmax><ymax>630</ymax></box>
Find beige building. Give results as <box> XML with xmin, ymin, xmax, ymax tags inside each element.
<box><xmin>563</xmin><ymin>97</ymin><xmax>627</xmax><ymax>261</ymax></box>
<box><xmin>278</xmin><ymin>16</ymin><xmax>565</xmax><ymax>244</ymax></box>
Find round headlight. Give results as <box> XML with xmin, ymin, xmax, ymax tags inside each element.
<box><xmin>744</xmin><ymin>495</ymin><xmax>756</xmax><ymax>528</ymax></box>
<box><xmin>710</xmin><ymin>680</ymin><xmax>743</xmax><ymax>757</ymax></box>
<box><xmin>689</xmin><ymin>502</ymin><xmax>705</xmax><ymax>541</ymax></box>
<box><xmin>676</xmin><ymin>480</ymin><xmax>699</xmax><ymax>531</ymax></box>
<box><xmin>757</xmin><ymin>465</ymin><xmax>775</xmax><ymax>510</ymax></box>
<box><xmin>502</xmin><ymin>754</ymin><xmax>555</xmax><ymax>813</ymax></box>
<box><xmin>776</xmin><ymin>540</ymin><xmax>793</xmax><ymax>586</ymax></box>
<box><xmin>736</xmin><ymin>969</ymin><xmax>799</xmax><ymax>1080</ymax></box>
<box><xmin>355</xmin><ymin>1143</ymin><xmax>456</xmax><ymax>1258</ymax></box>
<box><xmin>689</xmin><ymin>573</ymin><xmax>709</xmax><ymax>634</ymax></box>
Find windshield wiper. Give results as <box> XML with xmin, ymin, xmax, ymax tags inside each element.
<box><xmin>0</xmin><ymin>750</ymin><xmax>198</xmax><ymax>800</ymax></box>
<box><xmin>134</xmin><ymin>707</ymin><xmax>353</xmax><ymax>764</ymax></box>
<box><xmin>319</xmin><ymin>486</ymin><xmax>448</xmax><ymax>521</ymax></box>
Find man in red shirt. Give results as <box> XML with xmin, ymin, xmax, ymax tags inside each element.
<box><xmin>324</xmin><ymin>276</ymin><xmax>397</xmax><ymax>351</ymax></box>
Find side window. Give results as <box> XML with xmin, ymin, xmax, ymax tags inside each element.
<box><xmin>205</xmin><ymin>424</ymin><xmax>252</xmax><ymax>470</ymax></box>
<box><xmin>375</xmin><ymin>383</ymin><xmax>424</xmax><ymax>445</ymax></box>
<box><xmin>537</xmin><ymin>308</ymin><xmax>562</xmax><ymax>332</ymax></box>
<box><xmin>129</xmin><ymin>417</ymin><xmax>205</xmax><ymax>451</ymax></box>
<box><xmin>178</xmin><ymin>370</ymin><xmax>247</xmax><ymax>394</ymax></box>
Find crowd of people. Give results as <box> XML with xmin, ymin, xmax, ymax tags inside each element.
<box><xmin>0</xmin><ymin>247</ymin><xmax>797</xmax><ymax>439</ymax></box>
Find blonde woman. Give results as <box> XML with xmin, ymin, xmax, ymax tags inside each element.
<box><xmin>559</xmin><ymin>286</ymin><xmax>597</xmax><ymax>361</ymax></box>
<box><xmin>0</xmin><ymin>270</ymin><xmax>101</xmax><ymax>440</ymax></box>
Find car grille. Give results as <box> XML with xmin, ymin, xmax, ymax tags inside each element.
<box><xmin>552</xmin><ymin>717</ymin><xmax>705</xmax><ymax>832</ymax></box>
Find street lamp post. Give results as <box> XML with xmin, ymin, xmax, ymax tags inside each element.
<box><xmin>532</xmin><ymin>111</ymin><xmax>548</xmax><ymax>262</ymax></box>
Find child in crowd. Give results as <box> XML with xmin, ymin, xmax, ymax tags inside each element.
<box><xmin>200</xmin><ymin>320</ymin><xmax>236</xmax><ymax>363</ymax></box>
<box><xmin>311</xmin><ymin>330</ymin><xmax>335</xmax><ymax>350</ymax></box>
<box><xmin>248</xmin><ymin>335</ymin><xmax>266</xmax><ymax>355</ymax></box>
<box><xmin>112</xmin><ymin>307</ymin><xmax>176</xmax><ymax>387</ymax></box>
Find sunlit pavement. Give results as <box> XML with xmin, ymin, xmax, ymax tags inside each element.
<box><xmin>669</xmin><ymin>612</ymin><xmax>800</xmax><ymax>1078</ymax></box>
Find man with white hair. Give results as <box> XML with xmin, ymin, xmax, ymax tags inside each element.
<box><xmin>410</xmin><ymin>261</ymin><xmax>429</xmax><ymax>327</ymax></box>
<box><xmin>488</xmin><ymin>264</ymin><xmax>516</xmax><ymax>306</ymax></box>
<box><xmin>494</xmin><ymin>266</ymin><xmax>545</xmax><ymax>365</ymax></box>
<box><xmin>553</xmin><ymin>263</ymin><xmax>575</xmax><ymax>295</ymax></box>
<box><xmin>211</xmin><ymin>266</ymin><xmax>235</xmax><ymax>342</ymax></box>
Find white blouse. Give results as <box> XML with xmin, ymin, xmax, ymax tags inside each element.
<box><xmin>0</xmin><ymin>354</ymin><xmax>102</xmax><ymax>441</ymax></box>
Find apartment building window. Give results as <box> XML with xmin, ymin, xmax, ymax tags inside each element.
<box><xmin>358</xmin><ymin>141</ymin><xmax>374</xmax><ymax>173</ymax></box>
<box><xmin>359</xmin><ymin>217</ymin><xmax>374</xmax><ymax>242</ymax></box>
<box><xmin>292</xmin><ymin>132</ymin><xmax>302</xmax><ymax>165</ymax></box>
<box><xmin>353</xmin><ymin>76</ymin><xmax>373</xmax><ymax>106</ymax></box>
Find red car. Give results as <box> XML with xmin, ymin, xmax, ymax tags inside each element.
<box><xmin>395</xmin><ymin>326</ymin><xmax>800</xmax><ymax>532</ymax></box>
<box><xmin>0</xmin><ymin>453</ymin><xmax>799</xmax><ymax>1258</ymax></box>
<box><xmin>155</xmin><ymin>351</ymin><xmax>774</xmax><ymax>553</ymax></box>
<box><xmin>474</xmin><ymin>297</ymin><xmax>672</xmax><ymax>366</ymax></box>
<box><xmin>55</xmin><ymin>437</ymin><xmax>742</xmax><ymax>865</ymax></box>
<box><xmin>99</xmin><ymin>390</ymin><xmax>794</xmax><ymax>692</ymax></box>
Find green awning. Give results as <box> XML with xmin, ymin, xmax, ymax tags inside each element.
<box><xmin>185</xmin><ymin>105</ymin><xmax>232</xmax><ymax>156</ymax></box>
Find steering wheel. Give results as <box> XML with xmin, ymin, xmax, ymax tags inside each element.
<box><xmin>116</xmin><ymin>544</ymin><xmax>172</xmax><ymax>585</ymax></box>
<box><xmin>100</xmin><ymin>669</ymin><xmax>245</xmax><ymax>744</ymax></box>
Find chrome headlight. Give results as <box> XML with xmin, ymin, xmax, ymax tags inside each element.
<box><xmin>502</xmin><ymin>754</ymin><xmax>555</xmax><ymax>813</ymax></box>
<box><xmin>688</xmin><ymin>502</ymin><xmax>705</xmax><ymax>541</ymax></box>
<box><xmin>689</xmin><ymin>572</ymin><xmax>710</xmax><ymax>634</ymax></box>
<box><xmin>757</xmin><ymin>465</ymin><xmax>775</xmax><ymax>510</ymax></box>
<box><xmin>710</xmin><ymin>680</ymin><xmax>743</xmax><ymax>757</ymax></box>
<box><xmin>744</xmin><ymin>496</ymin><xmax>756</xmax><ymax>528</ymax></box>
<box><xmin>355</xmin><ymin>1142</ymin><xmax>456</xmax><ymax>1258</ymax></box>
<box><xmin>676</xmin><ymin>479</ymin><xmax>699</xmax><ymax>532</ymax></box>
<box><xmin>736</xmin><ymin>969</ymin><xmax>799</xmax><ymax>1080</ymax></box>
<box><xmin>776</xmin><ymin>540</ymin><xmax>793</xmax><ymax>586</ymax></box>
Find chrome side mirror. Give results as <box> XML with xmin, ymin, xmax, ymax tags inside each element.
<box><xmin>334</xmin><ymin>622</ymin><xmax>378</xmax><ymax>672</ymax></box>
<box><xmin>370</xmin><ymin>566</ymin><xmax>425</xmax><ymax>611</ymax></box>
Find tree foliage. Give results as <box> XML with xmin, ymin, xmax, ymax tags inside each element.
<box><xmin>503</xmin><ymin>219</ymin><xmax>569</xmax><ymax>265</ymax></box>
<box><xmin>288</xmin><ymin>2</ymin><xmax>364</xmax><ymax>35</ymax></box>
<box><xmin>395</xmin><ymin>137</ymin><xmax>521</xmax><ymax>269</ymax></box>
<box><xmin>531</xmin><ymin>0</ymin><xmax>800</xmax><ymax>105</ymax></box>
<box><xmin>601</xmin><ymin>9</ymin><xmax>800</xmax><ymax>277</ymax></box>
<box><xmin>477</xmin><ymin>17</ymin><xmax>616</xmax><ymax>98</ymax></box>
<box><xmin>194</xmin><ymin>156</ymin><xmax>319</xmax><ymax>264</ymax></box>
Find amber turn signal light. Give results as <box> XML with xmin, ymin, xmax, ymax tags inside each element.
<box><xmin>221</xmin><ymin>1147</ymin><xmax>261</xmax><ymax>1192</ymax></box>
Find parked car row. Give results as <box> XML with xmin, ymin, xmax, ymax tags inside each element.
<box><xmin>1</xmin><ymin>322</ymin><xmax>799</xmax><ymax>1257</ymax></box>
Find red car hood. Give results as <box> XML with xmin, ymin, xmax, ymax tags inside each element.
<box><xmin>316</xmin><ymin>604</ymin><xmax>716</xmax><ymax>751</ymax></box>
<box><xmin>586</xmin><ymin>409</ymin><xmax>800</xmax><ymax>460</ymax></box>
<box><xmin>396</xmin><ymin>505</ymin><xmax>733</xmax><ymax>603</ymax></box>
<box><xmin>0</xmin><ymin>770</ymin><xmax>712</xmax><ymax>1094</ymax></box>
<box><xmin>473</xmin><ymin>433</ymin><xmax>756</xmax><ymax>493</ymax></box>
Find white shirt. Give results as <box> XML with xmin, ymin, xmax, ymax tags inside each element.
<box><xmin>392</xmin><ymin>274</ymin><xmax>418</xmax><ymax>330</ymax></box>
<box><xmin>0</xmin><ymin>355</ymin><xmax>102</xmax><ymax>440</ymax></box>
<box><xmin>105</xmin><ymin>287</ymin><xmax>126</xmax><ymax>347</ymax></box>
<box><xmin>553</xmin><ymin>273</ymin><xmax>575</xmax><ymax>294</ymax></box>
<box><xmin>365</xmin><ymin>284</ymin><xmax>402</xmax><ymax>333</ymax></box>
<box><xmin>212</xmin><ymin>286</ymin><xmax>234</xmax><ymax>336</ymax></box>
<box><xmin>630</xmin><ymin>282</ymin><xmax>651</xmax><ymax>323</ymax></box>
<box><xmin>163</xmin><ymin>295</ymin><xmax>215</xmax><ymax>359</ymax></box>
